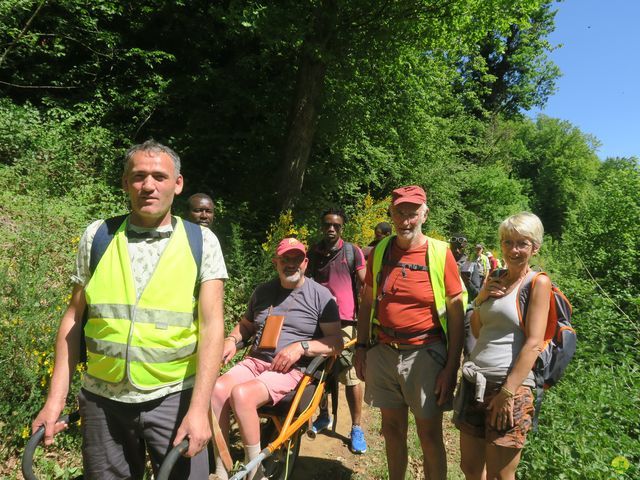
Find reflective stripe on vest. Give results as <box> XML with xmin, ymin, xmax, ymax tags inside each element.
<box><xmin>370</xmin><ymin>235</ymin><xmax>450</xmax><ymax>343</ymax></box>
<box><xmin>84</xmin><ymin>216</ymin><xmax>199</xmax><ymax>390</ymax></box>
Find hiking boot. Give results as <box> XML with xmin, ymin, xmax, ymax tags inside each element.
<box><xmin>311</xmin><ymin>414</ymin><xmax>333</xmax><ymax>435</ymax></box>
<box><xmin>349</xmin><ymin>425</ymin><xmax>367</xmax><ymax>454</ymax></box>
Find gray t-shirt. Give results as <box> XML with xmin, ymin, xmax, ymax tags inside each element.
<box><xmin>74</xmin><ymin>216</ymin><xmax>228</xmax><ymax>403</ymax></box>
<box><xmin>245</xmin><ymin>277</ymin><xmax>339</xmax><ymax>367</ymax></box>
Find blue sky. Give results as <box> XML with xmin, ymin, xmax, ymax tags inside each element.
<box><xmin>530</xmin><ymin>0</ymin><xmax>640</xmax><ymax>159</ymax></box>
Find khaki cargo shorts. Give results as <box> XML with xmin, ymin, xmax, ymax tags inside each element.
<box><xmin>338</xmin><ymin>324</ymin><xmax>361</xmax><ymax>387</ymax></box>
<box><xmin>364</xmin><ymin>341</ymin><xmax>450</xmax><ymax>419</ymax></box>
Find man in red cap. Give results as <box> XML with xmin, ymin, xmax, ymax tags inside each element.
<box><xmin>355</xmin><ymin>186</ymin><xmax>465</xmax><ymax>480</ymax></box>
<box><xmin>211</xmin><ymin>238</ymin><xmax>343</xmax><ymax>480</ymax></box>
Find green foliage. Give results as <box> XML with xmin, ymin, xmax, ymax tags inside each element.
<box><xmin>0</xmin><ymin>99</ymin><xmax>122</xmax><ymax>197</ymax></box>
<box><xmin>456</xmin><ymin>0</ymin><xmax>561</xmax><ymax>116</ymax></box>
<box><xmin>0</xmin><ymin>99</ymin><xmax>124</xmax><ymax>469</ymax></box>
<box><xmin>0</xmin><ymin>187</ymin><xmax>123</xmax><ymax>464</ymax></box>
<box><xmin>510</xmin><ymin>116</ymin><xmax>601</xmax><ymax>237</ymax></box>
<box><xmin>520</xmin><ymin>212</ymin><xmax>640</xmax><ymax>478</ymax></box>
<box><xmin>344</xmin><ymin>193</ymin><xmax>392</xmax><ymax>248</ymax></box>
<box><xmin>221</xmin><ymin>222</ymin><xmax>268</xmax><ymax>334</ymax></box>
<box><xmin>422</xmin><ymin>161</ymin><xmax>529</xmax><ymax>245</ymax></box>
<box><xmin>1</xmin><ymin>0</ymin><xmax>563</xmax><ymax>232</ymax></box>
<box><xmin>521</xmin><ymin>361</ymin><xmax>639</xmax><ymax>479</ymax></box>
<box><xmin>563</xmin><ymin>157</ymin><xmax>640</xmax><ymax>300</ymax></box>
<box><xmin>0</xmin><ymin>2</ymin><xmax>636</xmax><ymax>477</ymax></box>
<box><xmin>26</xmin><ymin>441</ymin><xmax>83</xmax><ymax>480</ymax></box>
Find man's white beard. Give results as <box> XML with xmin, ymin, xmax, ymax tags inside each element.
<box><xmin>282</xmin><ymin>271</ymin><xmax>302</xmax><ymax>284</ymax></box>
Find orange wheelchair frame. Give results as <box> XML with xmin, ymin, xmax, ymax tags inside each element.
<box><xmin>22</xmin><ymin>340</ymin><xmax>354</xmax><ymax>480</ymax></box>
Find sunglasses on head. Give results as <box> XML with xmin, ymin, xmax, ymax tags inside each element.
<box><xmin>449</xmin><ymin>236</ymin><xmax>467</xmax><ymax>244</ymax></box>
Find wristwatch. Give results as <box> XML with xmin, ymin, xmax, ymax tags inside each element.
<box><xmin>300</xmin><ymin>340</ymin><xmax>310</xmax><ymax>355</ymax></box>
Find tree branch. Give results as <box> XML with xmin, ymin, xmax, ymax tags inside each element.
<box><xmin>0</xmin><ymin>0</ymin><xmax>48</xmax><ymax>69</ymax></box>
<box><xmin>18</xmin><ymin>32</ymin><xmax>115</xmax><ymax>59</ymax></box>
<box><xmin>0</xmin><ymin>79</ymin><xmax>78</xmax><ymax>90</ymax></box>
<box><xmin>134</xmin><ymin>107</ymin><xmax>156</xmax><ymax>140</ymax></box>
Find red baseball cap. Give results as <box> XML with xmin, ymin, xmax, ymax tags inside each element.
<box><xmin>276</xmin><ymin>238</ymin><xmax>307</xmax><ymax>256</ymax></box>
<box><xmin>391</xmin><ymin>185</ymin><xmax>427</xmax><ymax>206</ymax></box>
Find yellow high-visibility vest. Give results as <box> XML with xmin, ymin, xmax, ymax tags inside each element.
<box><xmin>370</xmin><ymin>235</ymin><xmax>455</xmax><ymax>344</ymax></box>
<box><xmin>84</xmin><ymin>216</ymin><xmax>199</xmax><ymax>390</ymax></box>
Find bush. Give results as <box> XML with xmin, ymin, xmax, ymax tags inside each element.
<box><xmin>520</xmin><ymin>360</ymin><xmax>639</xmax><ymax>479</ymax></box>
<box><xmin>0</xmin><ymin>186</ymin><xmax>124</xmax><ymax>466</ymax></box>
<box><xmin>344</xmin><ymin>193</ymin><xmax>391</xmax><ymax>248</ymax></box>
<box><xmin>0</xmin><ymin>100</ymin><xmax>121</xmax><ymax>197</ymax></box>
<box><xmin>519</xmin><ymin>245</ymin><xmax>639</xmax><ymax>479</ymax></box>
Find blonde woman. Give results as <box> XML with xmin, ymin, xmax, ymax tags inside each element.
<box><xmin>455</xmin><ymin>212</ymin><xmax>551</xmax><ymax>480</ymax></box>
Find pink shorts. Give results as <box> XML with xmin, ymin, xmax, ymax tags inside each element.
<box><xmin>223</xmin><ymin>356</ymin><xmax>305</xmax><ymax>405</ymax></box>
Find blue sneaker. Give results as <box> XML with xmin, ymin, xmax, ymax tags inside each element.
<box><xmin>350</xmin><ymin>425</ymin><xmax>367</xmax><ymax>454</ymax></box>
<box><xmin>311</xmin><ymin>414</ymin><xmax>333</xmax><ymax>434</ymax></box>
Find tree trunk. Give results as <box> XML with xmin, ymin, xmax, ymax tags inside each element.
<box><xmin>277</xmin><ymin>0</ymin><xmax>337</xmax><ymax>210</ymax></box>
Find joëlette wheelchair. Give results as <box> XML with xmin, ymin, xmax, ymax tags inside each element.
<box><xmin>22</xmin><ymin>339</ymin><xmax>354</xmax><ymax>480</ymax></box>
<box><xmin>157</xmin><ymin>338</ymin><xmax>355</xmax><ymax>480</ymax></box>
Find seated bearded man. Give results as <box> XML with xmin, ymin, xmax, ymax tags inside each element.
<box><xmin>211</xmin><ymin>238</ymin><xmax>343</xmax><ymax>480</ymax></box>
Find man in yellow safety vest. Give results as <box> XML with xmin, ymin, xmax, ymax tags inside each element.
<box><xmin>354</xmin><ymin>185</ymin><xmax>464</xmax><ymax>480</ymax></box>
<box><xmin>32</xmin><ymin>140</ymin><xmax>227</xmax><ymax>479</ymax></box>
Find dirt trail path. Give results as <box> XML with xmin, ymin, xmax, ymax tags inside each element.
<box><xmin>290</xmin><ymin>384</ymin><xmax>378</xmax><ymax>480</ymax></box>
<box><xmin>289</xmin><ymin>384</ymin><xmax>464</xmax><ymax>479</ymax></box>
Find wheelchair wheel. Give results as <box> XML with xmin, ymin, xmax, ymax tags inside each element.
<box><xmin>260</xmin><ymin>418</ymin><xmax>302</xmax><ymax>480</ymax></box>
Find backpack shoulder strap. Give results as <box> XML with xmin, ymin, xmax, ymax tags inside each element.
<box><xmin>306</xmin><ymin>245</ymin><xmax>318</xmax><ymax>277</ymax></box>
<box><xmin>375</xmin><ymin>236</ymin><xmax>394</xmax><ymax>288</ymax></box>
<box><xmin>344</xmin><ymin>241</ymin><xmax>357</xmax><ymax>276</ymax></box>
<box><xmin>516</xmin><ymin>270</ymin><xmax>548</xmax><ymax>329</ymax></box>
<box><xmin>343</xmin><ymin>241</ymin><xmax>359</xmax><ymax>316</ymax></box>
<box><xmin>84</xmin><ymin>213</ymin><xmax>127</xmax><ymax>364</ymax></box>
<box><xmin>370</xmin><ymin>235</ymin><xmax>393</xmax><ymax>318</ymax></box>
<box><xmin>181</xmin><ymin>217</ymin><xmax>204</xmax><ymax>280</ymax></box>
<box><xmin>90</xmin><ymin>214</ymin><xmax>128</xmax><ymax>274</ymax></box>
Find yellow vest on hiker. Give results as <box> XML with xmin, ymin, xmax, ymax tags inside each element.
<box><xmin>84</xmin><ymin>217</ymin><xmax>199</xmax><ymax>390</ymax></box>
<box><xmin>369</xmin><ymin>235</ymin><xmax>467</xmax><ymax>345</ymax></box>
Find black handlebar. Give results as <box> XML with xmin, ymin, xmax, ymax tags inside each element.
<box><xmin>156</xmin><ymin>439</ymin><xmax>189</xmax><ymax>480</ymax></box>
<box><xmin>22</xmin><ymin>349</ymin><xmax>338</xmax><ymax>480</ymax></box>
<box><xmin>22</xmin><ymin>411</ymin><xmax>81</xmax><ymax>480</ymax></box>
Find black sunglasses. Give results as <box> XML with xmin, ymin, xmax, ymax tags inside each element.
<box><xmin>322</xmin><ymin>222</ymin><xmax>343</xmax><ymax>230</ymax></box>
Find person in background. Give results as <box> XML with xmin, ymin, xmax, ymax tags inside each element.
<box><xmin>362</xmin><ymin>221</ymin><xmax>393</xmax><ymax>259</ymax></box>
<box><xmin>450</xmin><ymin>234</ymin><xmax>480</xmax><ymax>356</ymax></box>
<box><xmin>487</xmin><ymin>251</ymin><xmax>500</xmax><ymax>272</ymax></box>
<box><xmin>449</xmin><ymin>234</ymin><xmax>468</xmax><ymax>267</ymax></box>
<box><xmin>32</xmin><ymin>140</ymin><xmax>227</xmax><ymax>479</ymax></box>
<box><xmin>455</xmin><ymin>212</ymin><xmax>551</xmax><ymax>480</ymax></box>
<box><xmin>474</xmin><ymin>243</ymin><xmax>491</xmax><ymax>284</ymax></box>
<box><xmin>449</xmin><ymin>235</ymin><xmax>482</xmax><ymax>302</ymax></box>
<box><xmin>355</xmin><ymin>185</ymin><xmax>464</xmax><ymax>480</ymax></box>
<box><xmin>306</xmin><ymin>208</ymin><xmax>368</xmax><ymax>454</ymax></box>
<box><xmin>187</xmin><ymin>193</ymin><xmax>215</xmax><ymax>229</ymax></box>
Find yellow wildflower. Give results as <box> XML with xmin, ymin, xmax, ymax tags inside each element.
<box><xmin>612</xmin><ymin>456</ymin><xmax>630</xmax><ymax>474</ymax></box>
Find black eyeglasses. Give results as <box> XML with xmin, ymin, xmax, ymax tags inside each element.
<box><xmin>322</xmin><ymin>222</ymin><xmax>343</xmax><ymax>230</ymax></box>
<box><xmin>449</xmin><ymin>236</ymin><xmax>467</xmax><ymax>244</ymax></box>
